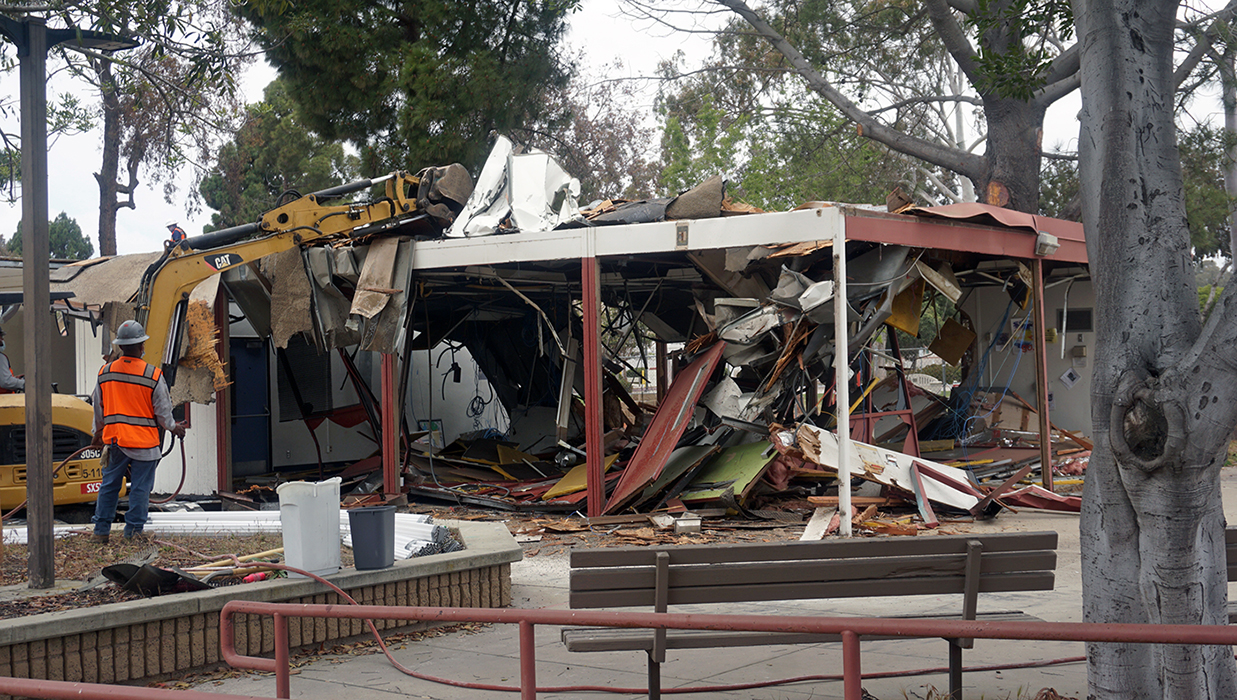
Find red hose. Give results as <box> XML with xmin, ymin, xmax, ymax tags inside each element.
<box><xmin>1</xmin><ymin>444</ymin><xmax>93</xmax><ymax>522</ymax></box>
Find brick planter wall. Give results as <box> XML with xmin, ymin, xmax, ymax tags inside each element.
<box><xmin>0</xmin><ymin>520</ymin><xmax>519</xmax><ymax>693</ymax></box>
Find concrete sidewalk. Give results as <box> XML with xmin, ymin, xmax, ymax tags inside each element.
<box><xmin>193</xmin><ymin>469</ymin><xmax>1237</xmax><ymax>700</ymax></box>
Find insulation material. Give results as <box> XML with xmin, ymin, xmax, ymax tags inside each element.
<box><xmin>665</xmin><ymin>174</ymin><xmax>724</xmax><ymax>220</ymax></box>
<box><xmin>178</xmin><ymin>301</ymin><xmax>228</xmax><ymax>391</ymax></box>
<box><xmin>348</xmin><ymin>236</ymin><xmax>401</xmax><ymax>321</ymax></box>
<box><xmin>269</xmin><ymin>247</ymin><xmax>315</xmax><ymax>349</ymax></box>
<box><xmin>49</xmin><ymin>252</ymin><xmax>162</xmax><ymax>306</ymax></box>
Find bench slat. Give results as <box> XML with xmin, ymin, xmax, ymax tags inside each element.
<box><xmin>570</xmin><ymin>570</ymin><xmax>1055</xmax><ymax>608</ymax></box>
<box><xmin>570</xmin><ymin>550</ymin><xmax>1056</xmax><ymax>592</ymax></box>
<box><xmin>570</xmin><ymin>531</ymin><xmax>1058</xmax><ymax>568</ymax></box>
<box><xmin>561</xmin><ymin>611</ymin><xmax>1045</xmax><ymax>652</ymax></box>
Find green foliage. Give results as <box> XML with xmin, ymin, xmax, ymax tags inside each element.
<box><xmin>1179</xmin><ymin>124</ymin><xmax>1234</xmax><ymax>258</ymax></box>
<box><xmin>965</xmin><ymin>0</ymin><xmax>1074</xmax><ymax>99</ymax></box>
<box><xmin>919</xmin><ymin>362</ymin><xmax>963</xmax><ymax>384</ymax></box>
<box><xmin>9</xmin><ymin>213</ymin><xmax>94</xmax><ymax>260</ymax></box>
<box><xmin>659</xmin><ymin>96</ymin><xmax>746</xmax><ymax>196</ymax></box>
<box><xmin>1039</xmin><ymin>157</ymin><xmax>1080</xmax><ymax>220</ymax></box>
<box><xmin>234</xmin><ymin>0</ymin><xmax>577</xmax><ymax>174</ymax></box>
<box><xmin>199</xmin><ymin>79</ymin><xmax>360</xmax><ymax>230</ymax></box>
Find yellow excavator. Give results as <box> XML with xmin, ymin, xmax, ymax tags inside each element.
<box><xmin>0</xmin><ymin>291</ymin><xmax>108</xmax><ymax>510</ymax></box>
<box><xmin>0</xmin><ymin>165</ymin><xmax>470</xmax><ymax>510</ymax></box>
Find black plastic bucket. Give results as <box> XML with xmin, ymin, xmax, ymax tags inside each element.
<box><xmin>347</xmin><ymin>505</ymin><xmax>396</xmax><ymax>570</ymax></box>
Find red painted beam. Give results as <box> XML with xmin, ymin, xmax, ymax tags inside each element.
<box><xmin>581</xmin><ymin>256</ymin><xmax>604</xmax><ymax>517</ymax></box>
<box><xmin>844</xmin><ymin>210</ymin><xmax>1088</xmax><ymax>264</ymax></box>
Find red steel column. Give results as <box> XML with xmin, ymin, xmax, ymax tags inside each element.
<box><xmin>582</xmin><ymin>255</ymin><xmax>604</xmax><ymax>517</ymax></box>
<box><xmin>519</xmin><ymin>620</ymin><xmax>537</xmax><ymax>700</ymax></box>
<box><xmin>842</xmin><ymin>630</ymin><xmax>862</xmax><ymax>700</ymax></box>
<box><xmin>382</xmin><ymin>353</ymin><xmax>399</xmax><ymax>495</ymax></box>
<box><xmin>1032</xmin><ymin>260</ymin><xmax>1053</xmax><ymax>491</ymax></box>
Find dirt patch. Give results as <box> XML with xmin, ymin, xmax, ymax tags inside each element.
<box><xmin>0</xmin><ymin>530</ymin><xmax>355</xmax><ymax>619</ymax></box>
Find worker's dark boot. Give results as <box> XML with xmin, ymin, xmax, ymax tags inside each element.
<box><xmin>89</xmin><ymin>533</ymin><xmax>110</xmax><ymax>544</ymax></box>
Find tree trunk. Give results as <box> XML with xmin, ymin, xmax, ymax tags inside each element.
<box><xmin>1075</xmin><ymin>0</ymin><xmax>1237</xmax><ymax>695</ymax></box>
<box><xmin>95</xmin><ymin>60</ymin><xmax>121</xmax><ymax>257</ymax></box>
<box><xmin>976</xmin><ymin>94</ymin><xmax>1046</xmax><ymax>211</ymax></box>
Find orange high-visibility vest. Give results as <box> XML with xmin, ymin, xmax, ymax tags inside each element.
<box><xmin>98</xmin><ymin>357</ymin><xmax>162</xmax><ymax>449</ymax></box>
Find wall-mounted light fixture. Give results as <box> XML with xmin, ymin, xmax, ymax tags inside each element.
<box><xmin>1035</xmin><ymin>231</ymin><xmax>1060</xmax><ymax>256</ymax></box>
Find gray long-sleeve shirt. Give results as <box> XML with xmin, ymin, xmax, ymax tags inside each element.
<box><xmin>0</xmin><ymin>352</ymin><xmax>23</xmax><ymax>392</ymax></box>
<box><xmin>92</xmin><ymin>358</ymin><xmax>177</xmax><ymax>461</ymax></box>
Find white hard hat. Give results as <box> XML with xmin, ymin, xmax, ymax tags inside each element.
<box><xmin>164</xmin><ymin>219</ymin><xmax>178</xmax><ymax>228</ymax></box>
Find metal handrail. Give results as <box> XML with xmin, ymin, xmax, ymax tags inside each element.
<box><xmin>220</xmin><ymin>600</ymin><xmax>1237</xmax><ymax>700</ymax></box>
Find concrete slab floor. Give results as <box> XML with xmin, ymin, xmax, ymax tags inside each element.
<box><xmin>192</xmin><ymin>466</ymin><xmax>1237</xmax><ymax>699</ymax></box>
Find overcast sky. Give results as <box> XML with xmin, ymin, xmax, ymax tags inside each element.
<box><xmin>0</xmin><ymin>2</ymin><xmax>1115</xmax><ymax>257</ymax></box>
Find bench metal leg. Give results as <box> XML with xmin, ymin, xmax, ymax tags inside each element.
<box><xmin>647</xmin><ymin>653</ymin><xmax>661</xmax><ymax>700</ymax></box>
<box><xmin>949</xmin><ymin>642</ymin><xmax>962</xmax><ymax>700</ymax></box>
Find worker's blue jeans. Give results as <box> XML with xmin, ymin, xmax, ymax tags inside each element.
<box><xmin>91</xmin><ymin>448</ymin><xmax>160</xmax><ymax>537</ymax></box>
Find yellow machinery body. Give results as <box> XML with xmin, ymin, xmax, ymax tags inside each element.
<box><xmin>0</xmin><ymin>393</ymin><xmax>118</xmax><ymax>510</ymax></box>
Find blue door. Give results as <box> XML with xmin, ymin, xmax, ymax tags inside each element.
<box><xmin>230</xmin><ymin>338</ymin><xmax>270</xmax><ymax>476</ymax></box>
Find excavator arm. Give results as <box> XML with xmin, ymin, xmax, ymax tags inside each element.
<box><xmin>131</xmin><ymin>171</ymin><xmax>429</xmax><ymax>384</ymax></box>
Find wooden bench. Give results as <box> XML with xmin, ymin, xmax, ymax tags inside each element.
<box><xmin>562</xmin><ymin>531</ymin><xmax>1058</xmax><ymax>700</ymax></box>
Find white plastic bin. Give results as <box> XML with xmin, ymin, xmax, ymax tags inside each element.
<box><xmin>277</xmin><ymin>477</ymin><xmax>342</xmax><ymax>578</ymax></box>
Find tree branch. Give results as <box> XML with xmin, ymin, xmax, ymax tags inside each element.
<box><xmin>715</xmin><ymin>0</ymin><xmax>985</xmax><ymax>182</ymax></box>
<box><xmin>920</xmin><ymin>0</ymin><xmax>983</xmax><ymax>85</ymax></box>
<box><xmin>1174</xmin><ymin>0</ymin><xmax>1237</xmax><ymax>89</ymax></box>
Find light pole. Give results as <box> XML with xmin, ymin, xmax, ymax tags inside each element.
<box><xmin>0</xmin><ymin>14</ymin><xmax>138</xmax><ymax>588</ymax></box>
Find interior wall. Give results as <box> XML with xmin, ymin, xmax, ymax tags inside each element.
<box><xmin>963</xmin><ymin>274</ymin><xmax>1095</xmax><ymax>432</ymax></box>
<box><xmin>154</xmin><ymin>402</ymin><xmax>218</xmax><ymax>495</ymax></box>
<box><xmin>404</xmin><ymin>343</ymin><xmax>508</xmax><ymax>445</ymax></box>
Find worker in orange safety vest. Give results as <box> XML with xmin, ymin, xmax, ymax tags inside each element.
<box><xmin>90</xmin><ymin>320</ymin><xmax>186</xmax><ymax>543</ymax></box>
<box><xmin>0</xmin><ymin>326</ymin><xmax>23</xmax><ymax>394</ymax></box>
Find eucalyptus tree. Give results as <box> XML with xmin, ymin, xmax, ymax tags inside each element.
<box><xmin>1073</xmin><ymin>0</ymin><xmax>1237</xmax><ymax>691</ymax></box>
<box><xmin>0</xmin><ymin>1</ymin><xmax>252</xmax><ymax>255</ymax></box>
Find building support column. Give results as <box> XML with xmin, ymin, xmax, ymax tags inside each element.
<box><xmin>1031</xmin><ymin>259</ymin><xmax>1054</xmax><ymax>491</ymax></box>
<box><xmin>382</xmin><ymin>352</ymin><xmax>399</xmax><ymax>495</ymax></box>
<box><xmin>582</xmin><ymin>254</ymin><xmax>604</xmax><ymax>517</ymax></box>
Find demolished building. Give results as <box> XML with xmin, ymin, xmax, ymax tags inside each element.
<box><xmin>12</xmin><ymin>136</ymin><xmax>1092</xmax><ymax>524</ymax></box>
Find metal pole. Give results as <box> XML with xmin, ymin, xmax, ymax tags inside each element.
<box><xmin>581</xmin><ymin>249</ymin><xmax>604</xmax><ymax>517</ymax></box>
<box><xmin>273</xmin><ymin>613</ymin><xmax>290</xmax><ymax>699</ymax></box>
<box><xmin>20</xmin><ymin>16</ymin><xmax>54</xmax><ymax>588</ymax></box>
<box><xmin>381</xmin><ymin>353</ymin><xmax>399</xmax><ymax>495</ymax></box>
<box><xmin>833</xmin><ymin>218</ymin><xmax>852</xmax><ymax>537</ymax></box>
<box><xmin>1032</xmin><ymin>259</ymin><xmax>1053</xmax><ymax>491</ymax></box>
<box><xmin>519</xmin><ymin>620</ymin><xmax>537</xmax><ymax>700</ymax></box>
<box><xmin>842</xmin><ymin>630</ymin><xmax>863</xmax><ymax>700</ymax></box>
